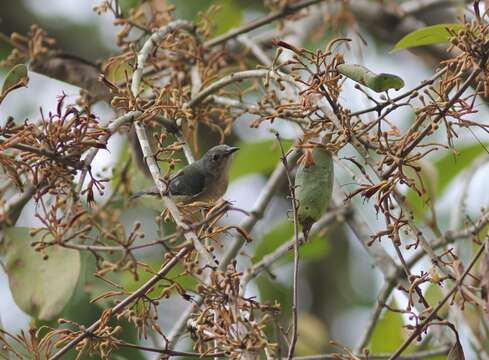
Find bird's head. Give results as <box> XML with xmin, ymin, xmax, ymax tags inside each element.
<box><xmin>201</xmin><ymin>144</ymin><xmax>239</xmax><ymax>173</ymax></box>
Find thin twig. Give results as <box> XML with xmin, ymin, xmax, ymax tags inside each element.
<box><xmin>114</xmin><ymin>340</ymin><xmax>226</xmax><ymax>357</ymax></box>
<box><xmin>130</xmin><ymin>20</ymin><xmax>216</xmax><ymax>266</ymax></box>
<box><xmin>203</xmin><ymin>0</ymin><xmax>325</xmax><ymax>48</ymax></box>
<box><xmin>389</xmin><ymin>235</ymin><xmax>489</xmax><ymax>360</ymax></box>
<box><xmin>168</xmin><ymin>148</ymin><xmax>301</xmax><ymax>346</ymax></box>
<box><xmin>275</xmin><ymin>133</ymin><xmax>300</xmax><ymax>360</ymax></box>
<box><xmin>48</xmin><ymin>246</ymin><xmax>191</xmax><ymax>360</ymax></box>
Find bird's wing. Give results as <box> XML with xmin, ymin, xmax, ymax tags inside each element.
<box><xmin>169</xmin><ymin>164</ymin><xmax>206</xmax><ymax>198</ymax></box>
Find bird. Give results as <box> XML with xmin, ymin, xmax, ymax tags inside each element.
<box><xmin>132</xmin><ymin>144</ymin><xmax>239</xmax><ymax>204</ymax></box>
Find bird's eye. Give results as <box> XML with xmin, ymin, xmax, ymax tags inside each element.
<box><xmin>213</xmin><ymin>154</ymin><xmax>220</xmax><ymax>161</ymax></box>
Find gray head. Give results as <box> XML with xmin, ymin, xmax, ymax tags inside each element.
<box><xmin>201</xmin><ymin>144</ymin><xmax>239</xmax><ymax>173</ymax></box>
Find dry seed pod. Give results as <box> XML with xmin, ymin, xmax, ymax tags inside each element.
<box><xmin>295</xmin><ymin>147</ymin><xmax>334</xmax><ymax>239</ymax></box>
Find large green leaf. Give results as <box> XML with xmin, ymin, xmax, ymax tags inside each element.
<box><xmin>230</xmin><ymin>139</ymin><xmax>293</xmax><ymax>180</ymax></box>
<box><xmin>4</xmin><ymin>227</ymin><xmax>81</xmax><ymax>321</ymax></box>
<box><xmin>392</xmin><ymin>23</ymin><xmax>464</xmax><ymax>52</ymax></box>
<box><xmin>369</xmin><ymin>299</ymin><xmax>404</xmax><ymax>352</ymax></box>
<box><xmin>254</xmin><ymin>220</ymin><xmax>329</xmax><ymax>264</ymax></box>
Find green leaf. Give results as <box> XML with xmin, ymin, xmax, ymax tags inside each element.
<box><xmin>369</xmin><ymin>299</ymin><xmax>404</xmax><ymax>352</ymax></box>
<box><xmin>118</xmin><ymin>0</ymin><xmax>141</xmax><ymax>17</ymax></box>
<box><xmin>337</xmin><ymin>64</ymin><xmax>404</xmax><ymax>92</ymax></box>
<box><xmin>0</xmin><ymin>63</ymin><xmax>28</xmax><ymax>102</ymax></box>
<box><xmin>4</xmin><ymin>227</ymin><xmax>81</xmax><ymax>321</ymax></box>
<box><xmin>254</xmin><ymin>221</ymin><xmax>329</xmax><ymax>264</ymax></box>
<box><xmin>392</xmin><ymin>23</ymin><xmax>464</xmax><ymax>52</ymax></box>
<box><xmin>230</xmin><ymin>139</ymin><xmax>293</xmax><ymax>180</ymax></box>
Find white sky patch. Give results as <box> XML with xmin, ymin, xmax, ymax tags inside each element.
<box><xmin>23</xmin><ymin>0</ymin><xmax>100</xmax><ymax>23</ymax></box>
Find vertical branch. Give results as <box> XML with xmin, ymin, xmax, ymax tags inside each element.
<box><xmin>130</xmin><ymin>20</ymin><xmax>216</xmax><ymax>266</ymax></box>
<box><xmin>275</xmin><ymin>133</ymin><xmax>300</xmax><ymax>360</ymax></box>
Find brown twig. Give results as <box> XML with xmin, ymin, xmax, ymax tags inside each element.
<box><xmin>389</xmin><ymin>236</ymin><xmax>488</xmax><ymax>360</ymax></box>
<box><xmin>48</xmin><ymin>246</ymin><xmax>191</xmax><ymax>360</ymax></box>
<box><xmin>203</xmin><ymin>0</ymin><xmax>325</xmax><ymax>48</ymax></box>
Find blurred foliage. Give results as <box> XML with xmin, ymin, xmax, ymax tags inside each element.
<box><xmin>118</xmin><ymin>0</ymin><xmax>141</xmax><ymax>17</ymax></box>
<box><xmin>369</xmin><ymin>300</ymin><xmax>404</xmax><ymax>353</ymax></box>
<box><xmin>407</xmin><ymin>142</ymin><xmax>489</xmax><ymax>215</ymax></box>
<box><xmin>61</xmin><ymin>252</ymin><xmax>145</xmax><ymax>360</ymax></box>
<box><xmin>0</xmin><ymin>34</ymin><xmax>14</xmax><ymax>65</ymax></box>
<box><xmin>254</xmin><ymin>220</ymin><xmax>330</xmax><ymax>263</ymax></box>
<box><xmin>230</xmin><ymin>139</ymin><xmax>293</xmax><ymax>180</ymax></box>
<box><xmin>169</xmin><ymin>0</ymin><xmax>261</xmax><ymax>35</ymax></box>
<box><xmin>295</xmin><ymin>312</ymin><xmax>329</xmax><ymax>356</ymax></box>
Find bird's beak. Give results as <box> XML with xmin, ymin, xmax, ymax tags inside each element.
<box><xmin>227</xmin><ymin>147</ymin><xmax>239</xmax><ymax>155</ymax></box>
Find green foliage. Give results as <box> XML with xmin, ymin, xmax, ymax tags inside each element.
<box><xmin>170</xmin><ymin>0</ymin><xmax>243</xmax><ymax>35</ymax></box>
<box><xmin>392</xmin><ymin>23</ymin><xmax>464</xmax><ymax>52</ymax></box>
<box><xmin>337</xmin><ymin>64</ymin><xmax>404</xmax><ymax>92</ymax></box>
<box><xmin>369</xmin><ymin>300</ymin><xmax>404</xmax><ymax>353</ymax></box>
<box><xmin>60</xmin><ymin>253</ymin><xmax>145</xmax><ymax>360</ymax></box>
<box><xmin>295</xmin><ymin>313</ymin><xmax>329</xmax><ymax>356</ymax></box>
<box><xmin>3</xmin><ymin>227</ymin><xmax>81</xmax><ymax>321</ymax></box>
<box><xmin>407</xmin><ymin>143</ymin><xmax>488</xmax><ymax>214</ymax></box>
<box><xmin>118</xmin><ymin>0</ymin><xmax>141</xmax><ymax>17</ymax></box>
<box><xmin>254</xmin><ymin>220</ymin><xmax>329</xmax><ymax>264</ymax></box>
<box><xmin>212</xmin><ymin>0</ymin><xmax>243</xmax><ymax>35</ymax></box>
<box><xmin>0</xmin><ymin>63</ymin><xmax>28</xmax><ymax>102</ymax></box>
<box><xmin>121</xmin><ymin>261</ymin><xmax>197</xmax><ymax>298</ymax></box>
<box><xmin>256</xmin><ymin>276</ymin><xmax>291</xmax><ymax>311</ymax></box>
<box><xmin>0</xmin><ymin>33</ymin><xmax>13</xmax><ymax>65</ymax></box>
<box><xmin>229</xmin><ymin>139</ymin><xmax>293</xmax><ymax>180</ymax></box>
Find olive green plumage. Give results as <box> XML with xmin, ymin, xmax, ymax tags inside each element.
<box><xmin>295</xmin><ymin>148</ymin><xmax>334</xmax><ymax>238</ymax></box>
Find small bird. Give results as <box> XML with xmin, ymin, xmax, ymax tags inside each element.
<box><xmin>133</xmin><ymin>144</ymin><xmax>239</xmax><ymax>204</ymax></box>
